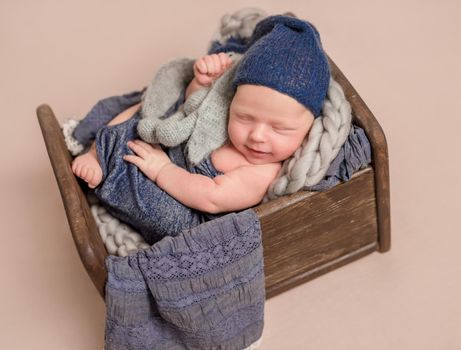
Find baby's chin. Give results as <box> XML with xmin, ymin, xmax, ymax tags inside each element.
<box><xmin>244</xmin><ymin>153</ymin><xmax>283</xmax><ymax>165</ymax></box>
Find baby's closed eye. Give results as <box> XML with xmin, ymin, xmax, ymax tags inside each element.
<box><xmin>273</xmin><ymin>125</ymin><xmax>296</xmax><ymax>132</ymax></box>
<box><xmin>235</xmin><ymin>114</ymin><xmax>252</xmax><ymax>122</ymax></box>
<box><xmin>235</xmin><ymin>114</ymin><xmax>295</xmax><ymax>132</ymax></box>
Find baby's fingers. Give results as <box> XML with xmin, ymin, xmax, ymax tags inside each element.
<box><xmin>72</xmin><ymin>162</ymin><xmax>82</xmax><ymax>177</ymax></box>
<box><xmin>195</xmin><ymin>58</ymin><xmax>208</xmax><ymax>74</ymax></box>
<box><xmin>127</xmin><ymin>140</ymin><xmax>149</xmax><ymax>157</ymax></box>
<box><xmin>81</xmin><ymin>166</ymin><xmax>89</xmax><ymax>180</ymax></box>
<box><xmin>123</xmin><ymin>154</ymin><xmax>142</xmax><ymax>167</ymax></box>
<box><xmin>133</xmin><ymin>139</ymin><xmax>155</xmax><ymax>150</ymax></box>
<box><xmin>218</xmin><ymin>52</ymin><xmax>232</xmax><ymax>70</ymax></box>
<box><xmin>84</xmin><ymin>168</ymin><xmax>94</xmax><ymax>182</ymax></box>
<box><xmin>71</xmin><ymin>161</ymin><xmax>78</xmax><ymax>174</ymax></box>
<box><xmin>204</xmin><ymin>55</ymin><xmax>218</xmax><ymax>75</ymax></box>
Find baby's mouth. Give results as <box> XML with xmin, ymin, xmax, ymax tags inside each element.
<box><xmin>246</xmin><ymin>146</ymin><xmax>269</xmax><ymax>155</ymax></box>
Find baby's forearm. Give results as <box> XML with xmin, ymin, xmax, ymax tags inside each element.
<box><xmin>185</xmin><ymin>78</ymin><xmax>205</xmax><ymax>100</ymax></box>
<box><xmin>155</xmin><ymin>163</ymin><xmax>219</xmax><ymax>213</ymax></box>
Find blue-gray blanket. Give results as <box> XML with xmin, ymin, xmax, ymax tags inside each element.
<box><xmin>73</xmin><ymin>91</ymin><xmax>371</xmax><ymax>349</ymax></box>
<box><xmin>105</xmin><ymin>208</ymin><xmax>264</xmax><ymax>349</ymax></box>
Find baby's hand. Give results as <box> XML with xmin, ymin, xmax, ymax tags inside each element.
<box><xmin>193</xmin><ymin>53</ymin><xmax>233</xmax><ymax>87</ymax></box>
<box><xmin>124</xmin><ymin>140</ymin><xmax>172</xmax><ymax>182</ymax></box>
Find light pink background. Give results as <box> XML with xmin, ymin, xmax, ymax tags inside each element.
<box><xmin>2</xmin><ymin>0</ymin><xmax>460</xmax><ymax>349</ymax></box>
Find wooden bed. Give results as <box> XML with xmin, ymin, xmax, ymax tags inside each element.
<box><xmin>37</xmin><ymin>58</ymin><xmax>390</xmax><ymax>300</ymax></box>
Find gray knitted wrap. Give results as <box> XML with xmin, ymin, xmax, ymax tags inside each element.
<box><xmin>210</xmin><ymin>7</ymin><xmax>268</xmax><ymax>45</ymax></box>
<box><xmin>137</xmin><ymin>54</ymin><xmax>242</xmax><ymax>166</ymax></box>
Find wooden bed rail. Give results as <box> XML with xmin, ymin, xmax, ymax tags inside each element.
<box><xmin>37</xmin><ymin>105</ymin><xmax>108</xmax><ymax>296</ymax></box>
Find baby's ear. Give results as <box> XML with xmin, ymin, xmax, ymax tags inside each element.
<box><xmin>304</xmin><ymin>107</ymin><xmax>315</xmax><ymax>124</ymax></box>
<box><xmin>302</xmin><ymin>109</ymin><xmax>316</xmax><ymax>137</ymax></box>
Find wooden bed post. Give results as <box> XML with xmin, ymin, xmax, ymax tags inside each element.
<box><xmin>328</xmin><ymin>59</ymin><xmax>391</xmax><ymax>253</ymax></box>
<box><xmin>37</xmin><ymin>105</ymin><xmax>108</xmax><ymax>298</ymax></box>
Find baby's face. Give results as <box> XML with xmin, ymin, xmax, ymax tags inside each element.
<box><xmin>228</xmin><ymin>84</ymin><xmax>314</xmax><ymax>165</ymax></box>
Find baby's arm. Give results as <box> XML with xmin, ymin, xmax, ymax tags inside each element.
<box><xmin>155</xmin><ymin>162</ymin><xmax>281</xmax><ymax>213</ymax></box>
<box><xmin>185</xmin><ymin>53</ymin><xmax>233</xmax><ymax>99</ymax></box>
<box><xmin>124</xmin><ymin>139</ymin><xmax>280</xmax><ymax>213</ymax></box>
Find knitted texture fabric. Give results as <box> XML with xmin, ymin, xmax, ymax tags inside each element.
<box><xmin>90</xmin><ymin>201</ymin><xmax>150</xmax><ymax>256</ymax></box>
<box><xmin>137</xmin><ymin>54</ymin><xmax>242</xmax><ymax>166</ymax></box>
<box><xmin>207</xmin><ymin>7</ymin><xmax>267</xmax><ymax>55</ymax></box>
<box><xmin>137</xmin><ymin>57</ymin><xmax>195</xmax><ymax>141</ymax></box>
<box><xmin>62</xmin><ymin>118</ymin><xmax>84</xmax><ymax>156</ymax></box>
<box><xmin>232</xmin><ymin>15</ymin><xmax>330</xmax><ymax>117</ymax></box>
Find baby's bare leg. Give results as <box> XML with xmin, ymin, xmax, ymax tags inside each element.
<box><xmin>72</xmin><ymin>103</ymin><xmax>141</xmax><ymax>188</ymax></box>
<box><xmin>72</xmin><ymin>143</ymin><xmax>102</xmax><ymax>188</ymax></box>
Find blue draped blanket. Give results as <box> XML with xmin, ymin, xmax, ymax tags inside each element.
<box><xmin>94</xmin><ymin>114</ymin><xmax>225</xmax><ymax>245</ymax></box>
<box><xmin>105</xmin><ymin>209</ymin><xmax>265</xmax><ymax>349</ymax></box>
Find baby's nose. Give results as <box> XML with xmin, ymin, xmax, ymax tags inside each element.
<box><xmin>249</xmin><ymin>124</ymin><xmax>269</xmax><ymax>142</ymax></box>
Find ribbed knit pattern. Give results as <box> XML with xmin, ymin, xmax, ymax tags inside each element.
<box><xmin>232</xmin><ymin>15</ymin><xmax>330</xmax><ymax>117</ymax></box>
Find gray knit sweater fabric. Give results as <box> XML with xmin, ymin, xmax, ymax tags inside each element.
<box><xmin>137</xmin><ymin>54</ymin><xmax>242</xmax><ymax>166</ymax></box>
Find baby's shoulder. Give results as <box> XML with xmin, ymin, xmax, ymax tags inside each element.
<box><xmin>234</xmin><ymin>162</ymin><xmax>282</xmax><ymax>183</ymax></box>
<box><xmin>213</xmin><ymin>162</ymin><xmax>281</xmax><ymax>201</ymax></box>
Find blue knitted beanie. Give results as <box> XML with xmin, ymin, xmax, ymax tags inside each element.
<box><xmin>232</xmin><ymin>15</ymin><xmax>330</xmax><ymax>117</ymax></box>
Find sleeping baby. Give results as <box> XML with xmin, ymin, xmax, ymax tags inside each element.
<box><xmin>71</xmin><ymin>15</ymin><xmax>330</xmax><ymax>244</ymax></box>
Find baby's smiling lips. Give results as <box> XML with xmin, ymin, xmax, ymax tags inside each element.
<box><xmin>246</xmin><ymin>145</ymin><xmax>269</xmax><ymax>155</ymax></box>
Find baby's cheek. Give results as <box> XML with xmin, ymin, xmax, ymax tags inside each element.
<box><xmin>228</xmin><ymin>121</ymin><xmax>246</xmax><ymax>141</ymax></box>
<box><xmin>277</xmin><ymin>136</ymin><xmax>301</xmax><ymax>158</ymax></box>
